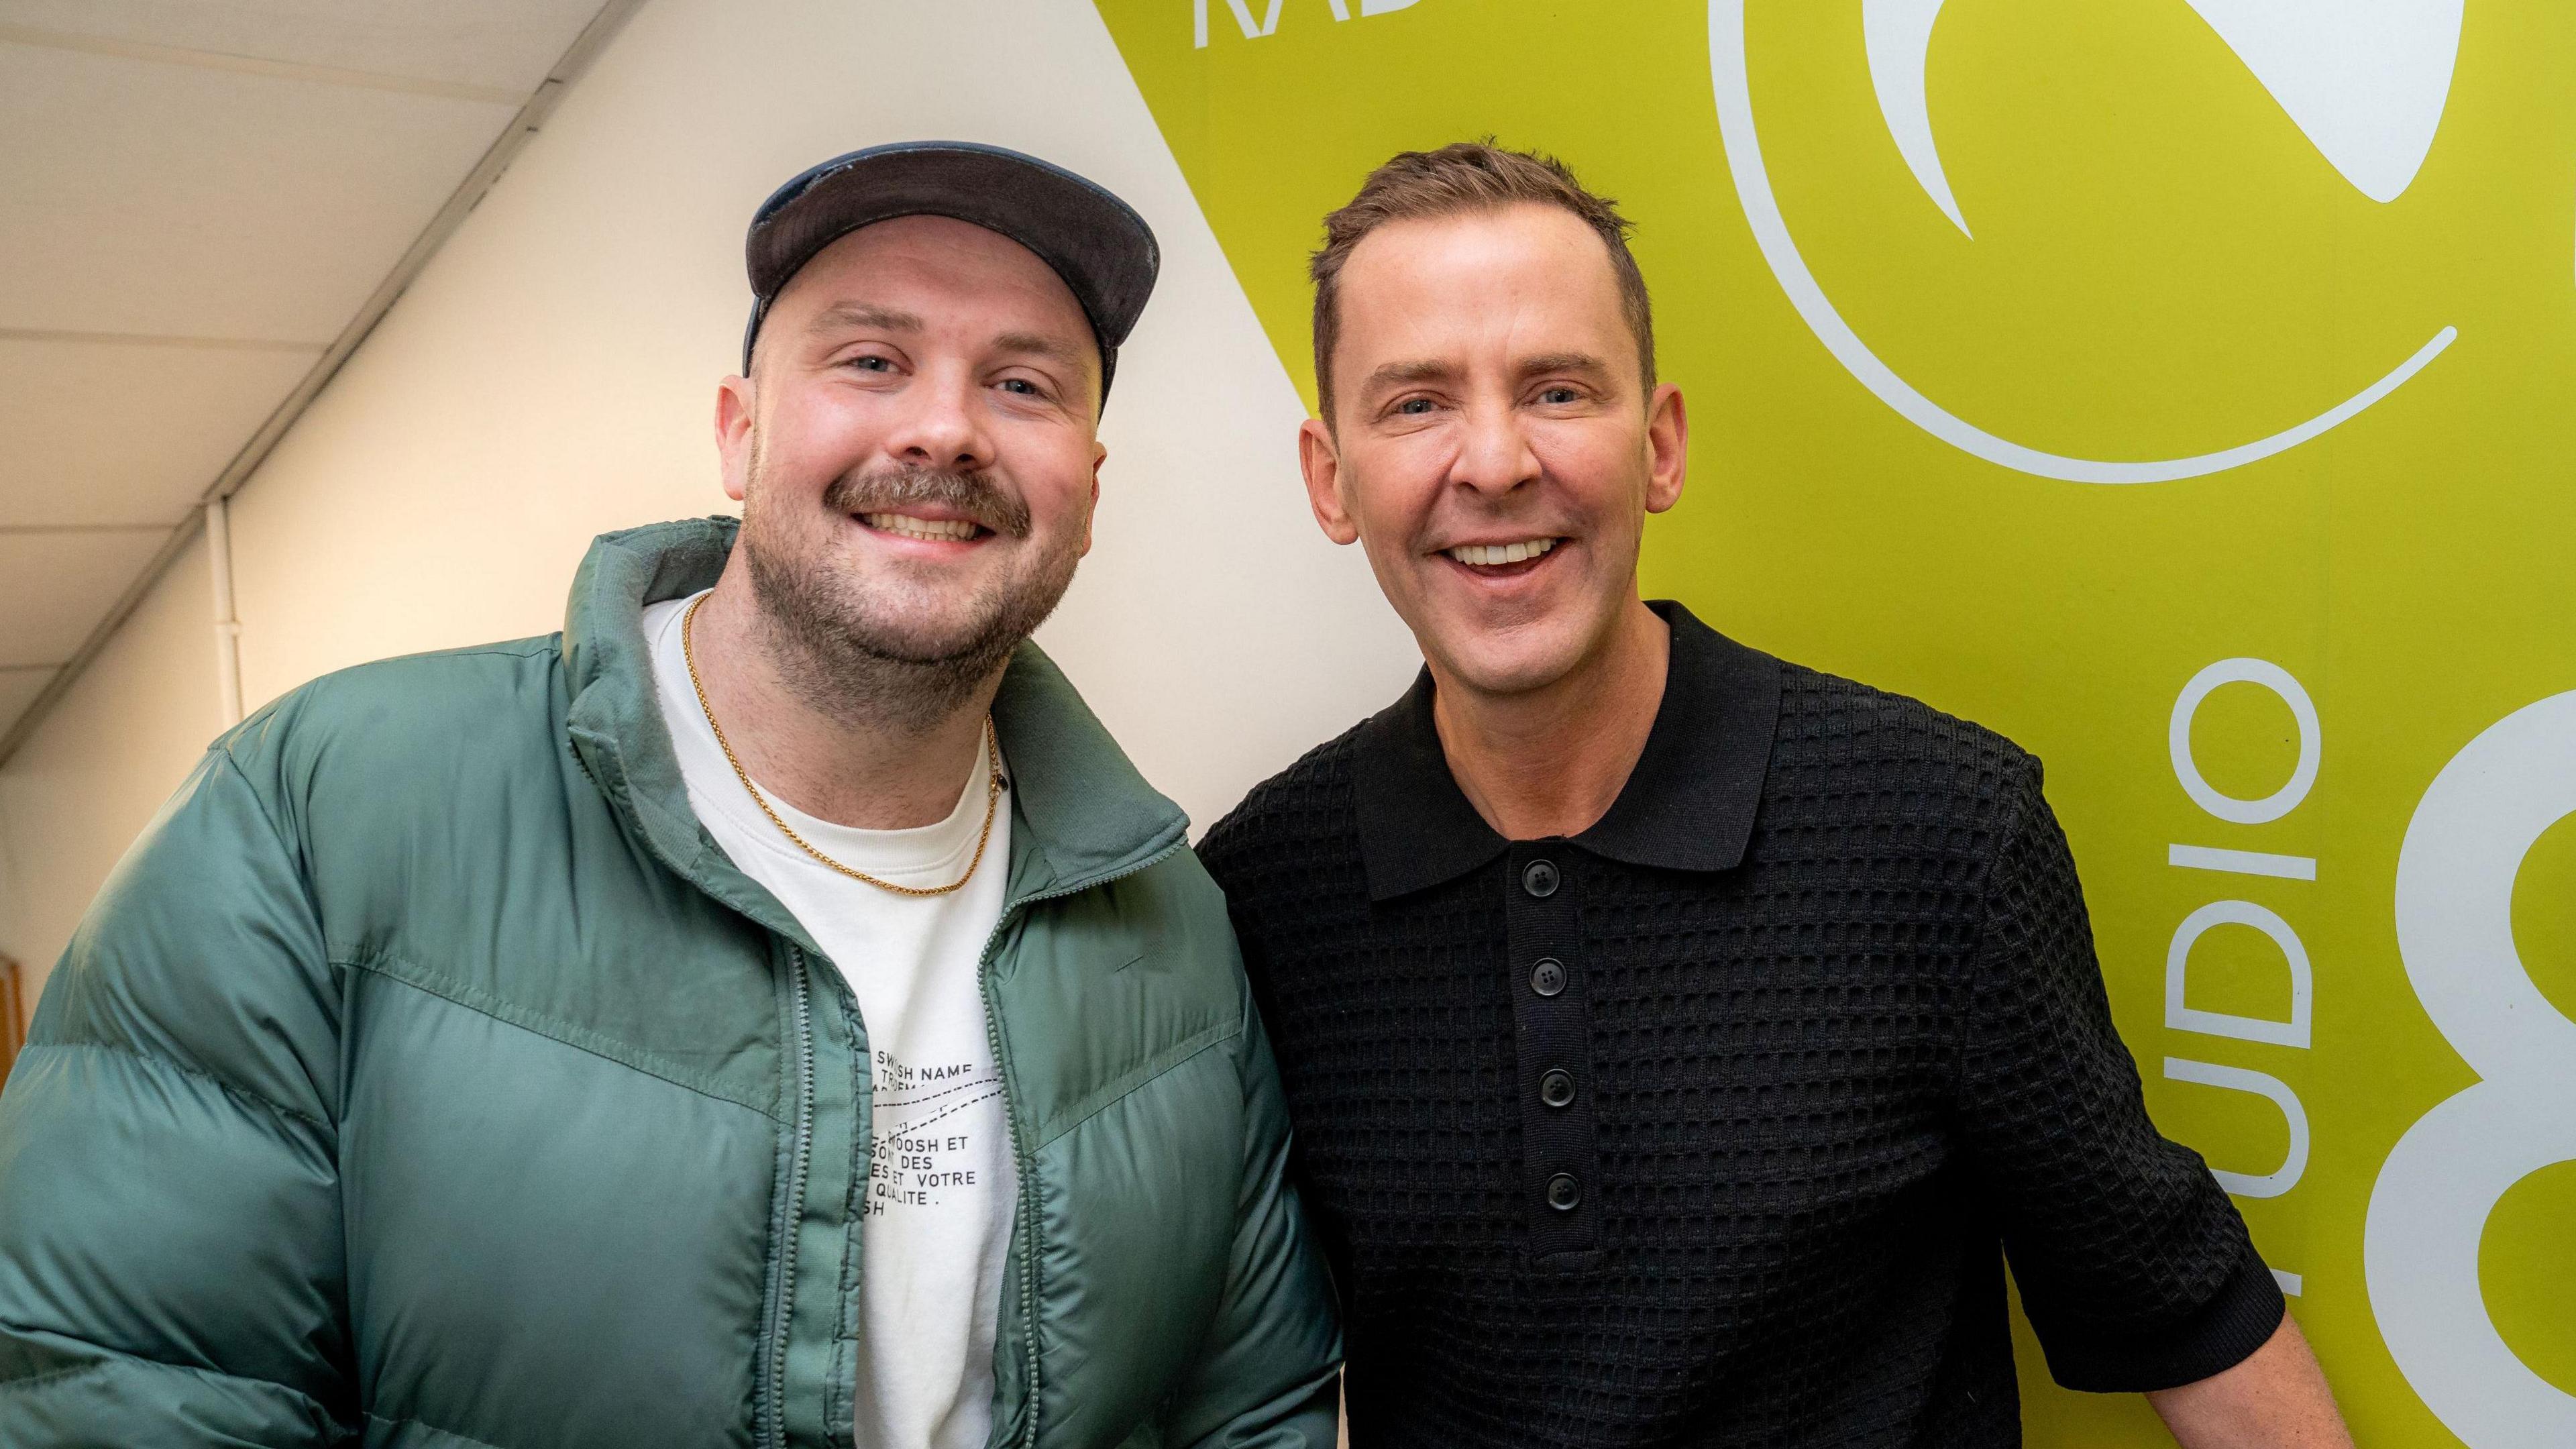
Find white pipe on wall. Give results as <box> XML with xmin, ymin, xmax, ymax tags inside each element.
<box><xmin>207</xmin><ymin>497</ymin><xmax>244</xmax><ymax>729</ymax></box>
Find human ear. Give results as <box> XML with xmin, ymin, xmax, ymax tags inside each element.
<box><xmin>715</xmin><ymin>375</ymin><xmax>757</xmax><ymax>504</ymax></box>
<box><xmin>1299</xmin><ymin>417</ymin><xmax>1360</xmax><ymax>545</ymax></box>
<box><xmin>1643</xmin><ymin>382</ymin><xmax>1688</xmax><ymax>514</ymax></box>
<box><xmin>1081</xmin><ymin>445</ymin><xmax>1104</xmax><ymax>559</ymax></box>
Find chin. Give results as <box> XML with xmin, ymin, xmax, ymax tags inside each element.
<box><xmin>1424</xmin><ymin>625</ymin><xmax>1592</xmax><ymax>700</ymax></box>
<box><xmin>847</xmin><ymin>598</ymin><xmax>1004</xmax><ymax>663</ymax></box>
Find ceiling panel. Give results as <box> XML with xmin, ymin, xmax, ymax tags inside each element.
<box><xmin>0</xmin><ymin>667</ymin><xmax>54</xmax><ymax>731</ymax></box>
<box><xmin>0</xmin><ymin>527</ymin><xmax>172</xmax><ymax>668</ymax></box>
<box><xmin>0</xmin><ymin>41</ymin><xmax>520</xmax><ymax>341</ymax></box>
<box><xmin>0</xmin><ymin>337</ymin><xmax>321</xmax><ymax>528</ymax></box>
<box><xmin>0</xmin><ymin>0</ymin><xmax>601</xmax><ymax>94</ymax></box>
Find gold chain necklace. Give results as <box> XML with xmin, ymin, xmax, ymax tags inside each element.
<box><xmin>682</xmin><ymin>593</ymin><xmax>1002</xmax><ymax>898</ymax></box>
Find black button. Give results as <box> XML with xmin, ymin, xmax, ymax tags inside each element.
<box><xmin>1539</xmin><ymin>1068</ymin><xmax>1575</xmax><ymax>1108</ymax></box>
<box><xmin>1546</xmin><ymin>1173</ymin><xmax>1582</xmax><ymax>1212</ymax></box>
<box><xmin>1529</xmin><ymin>957</ymin><xmax>1566</xmax><ymax>997</ymax></box>
<box><xmin>1521</xmin><ymin>859</ymin><xmax>1560</xmax><ymax>898</ymax></box>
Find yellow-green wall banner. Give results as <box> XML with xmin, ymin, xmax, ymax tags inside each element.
<box><xmin>1096</xmin><ymin>1</ymin><xmax>2576</xmax><ymax>1443</ymax></box>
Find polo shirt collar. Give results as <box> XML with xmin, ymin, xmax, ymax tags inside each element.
<box><xmin>1352</xmin><ymin>601</ymin><xmax>1784</xmax><ymax>902</ymax></box>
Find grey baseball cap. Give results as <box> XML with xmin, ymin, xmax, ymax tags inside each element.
<box><xmin>740</xmin><ymin>140</ymin><xmax>1161</xmax><ymax>404</ymax></box>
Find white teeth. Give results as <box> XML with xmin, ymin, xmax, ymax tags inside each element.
<box><xmin>1446</xmin><ymin>537</ymin><xmax>1559</xmax><ymax>567</ymax></box>
<box><xmin>862</xmin><ymin>513</ymin><xmax>979</xmax><ymax>541</ymax></box>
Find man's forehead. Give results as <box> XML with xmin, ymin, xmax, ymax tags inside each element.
<box><xmin>764</xmin><ymin>223</ymin><xmax>1099</xmax><ymax>388</ymax></box>
<box><xmin>782</xmin><ymin>292</ymin><xmax>1096</xmax><ymax>375</ymax></box>
<box><xmin>1342</xmin><ymin>225</ymin><xmax>1626</xmax><ymax>344</ymax></box>
<box><xmin>1348</xmin><ymin>205</ymin><xmax>1613</xmax><ymax>286</ymax></box>
<box><xmin>1342</xmin><ymin>214</ymin><xmax>1623</xmax><ymax>337</ymax></box>
<box><xmin>780</xmin><ymin>217</ymin><xmax>1091</xmax><ymax>330</ymax></box>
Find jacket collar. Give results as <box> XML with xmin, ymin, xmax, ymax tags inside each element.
<box><xmin>561</xmin><ymin>517</ymin><xmax>1189</xmax><ymax>947</ymax></box>
<box><xmin>1352</xmin><ymin>600</ymin><xmax>1784</xmax><ymax>902</ymax></box>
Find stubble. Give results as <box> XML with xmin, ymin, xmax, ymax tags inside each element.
<box><xmin>741</xmin><ymin>457</ymin><xmax>1083</xmax><ymax>737</ymax></box>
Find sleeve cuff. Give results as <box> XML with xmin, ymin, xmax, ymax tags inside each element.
<box><xmin>2035</xmin><ymin>1242</ymin><xmax>2287</xmax><ymax>1393</ymax></box>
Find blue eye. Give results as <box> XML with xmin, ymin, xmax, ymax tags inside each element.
<box><xmin>849</xmin><ymin>355</ymin><xmax>893</xmax><ymax>372</ymax></box>
<box><xmin>1000</xmin><ymin>378</ymin><xmax>1040</xmax><ymax>396</ymax></box>
<box><xmin>1395</xmin><ymin>398</ymin><xmax>1436</xmax><ymax>415</ymax></box>
<box><xmin>1539</xmin><ymin>386</ymin><xmax>1580</xmax><ymax>405</ymax></box>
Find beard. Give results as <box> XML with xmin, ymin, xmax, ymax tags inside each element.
<box><xmin>740</xmin><ymin>453</ymin><xmax>1083</xmax><ymax>737</ymax></box>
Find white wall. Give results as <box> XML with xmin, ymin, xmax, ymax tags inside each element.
<box><xmin>0</xmin><ymin>533</ymin><xmax>219</xmax><ymax>1003</ymax></box>
<box><xmin>0</xmin><ymin>0</ymin><xmax>1419</xmax><ymax>999</ymax></box>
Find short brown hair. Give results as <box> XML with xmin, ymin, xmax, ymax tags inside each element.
<box><xmin>1309</xmin><ymin>140</ymin><xmax>1655</xmax><ymax>423</ymax></box>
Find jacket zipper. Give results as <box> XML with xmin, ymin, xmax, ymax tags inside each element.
<box><xmin>975</xmin><ymin>840</ymin><xmax>1184</xmax><ymax>1449</ymax></box>
<box><xmin>766</xmin><ymin>943</ymin><xmax>818</xmax><ymax>1449</ymax></box>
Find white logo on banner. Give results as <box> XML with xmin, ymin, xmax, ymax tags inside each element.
<box><xmin>2161</xmin><ymin>659</ymin><xmax>2322</xmax><ymax>1289</ymax></box>
<box><xmin>2368</xmin><ymin>691</ymin><xmax>2576</xmax><ymax>1448</ymax></box>
<box><xmin>1193</xmin><ymin>0</ymin><xmax>1416</xmax><ymax>46</ymax></box>
<box><xmin>1706</xmin><ymin>0</ymin><xmax>2465</xmax><ymax>484</ymax></box>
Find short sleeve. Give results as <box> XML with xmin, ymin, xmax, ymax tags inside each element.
<box><xmin>1955</xmin><ymin>767</ymin><xmax>2284</xmax><ymax>1393</ymax></box>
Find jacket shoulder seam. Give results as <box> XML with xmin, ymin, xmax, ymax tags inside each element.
<box><xmin>341</xmin><ymin>951</ymin><xmax>782</xmax><ymax>1122</ymax></box>
<box><xmin>321</xmin><ymin>639</ymin><xmax>561</xmax><ymax>670</ymax></box>
<box><xmin>203</xmin><ymin>741</ymin><xmax>305</xmax><ymax>871</ymax></box>
<box><xmin>235</xmin><ymin>641</ymin><xmax>563</xmax><ymax>733</ymax></box>
<box><xmin>25</xmin><ymin>1036</ymin><xmax>331</xmax><ymax>1135</ymax></box>
<box><xmin>1032</xmin><ymin>1014</ymin><xmax>1240</xmax><ymax>1152</ymax></box>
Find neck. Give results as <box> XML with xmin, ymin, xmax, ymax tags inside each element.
<box><xmin>1430</xmin><ymin>596</ymin><xmax>1670</xmax><ymax>841</ymax></box>
<box><xmin>683</xmin><ymin>566</ymin><xmax>1000</xmax><ymax>830</ymax></box>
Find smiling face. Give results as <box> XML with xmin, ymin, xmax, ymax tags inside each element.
<box><xmin>716</xmin><ymin>214</ymin><xmax>1104</xmax><ymax>724</ymax></box>
<box><xmin>1301</xmin><ymin>203</ymin><xmax>1686</xmax><ymax>700</ymax></box>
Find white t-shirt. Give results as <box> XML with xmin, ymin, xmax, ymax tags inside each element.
<box><xmin>645</xmin><ymin>593</ymin><xmax>1018</xmax><ymax>1449</ymax></box>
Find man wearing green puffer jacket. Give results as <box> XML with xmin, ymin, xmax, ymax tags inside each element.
<box><xmin>0</xmin><ymin>142</ymin><xmax>1340</xmax><ymax>1448</ymax></box>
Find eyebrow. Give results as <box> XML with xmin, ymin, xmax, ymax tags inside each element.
<box><xmin>805</xmin><ymin>302</ymin><xmax>922</xmax><ymax>334</ymax></box>
<box><xmin>1361</xmin><ymin>351</ymin><xmax>1615</xmax><ymax>395</ymax></box>
<box><xmin>1517</xmin><ymin>351</ymin><xmax>1611</xmax><ymax>378</ymax></box>
<box><xmin>1362</xmin><ymin>358</ymin><xmax>1458</xmax><ymax>394</ymax></box>
<box><xmin>994</xmin><ymin>329</ymin><xmax>1090</xmax><ymax>373</ymax></box>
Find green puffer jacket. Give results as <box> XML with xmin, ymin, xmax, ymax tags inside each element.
<box><xmin>0</xmin><ymin>518</ymin><xmax>1340</xmax><ymax>1448</ymax></box>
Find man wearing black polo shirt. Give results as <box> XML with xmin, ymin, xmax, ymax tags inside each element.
<box><xmin>1198</xmin><ymin>142</ymin><xmax>2355</xmax><ymax>1446</ymax></box>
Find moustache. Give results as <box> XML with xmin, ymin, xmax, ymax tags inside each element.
<box><xmin>822</xmin><ymin>466</ymin><xmax>1031</xmax><ymax>540</ymax></box>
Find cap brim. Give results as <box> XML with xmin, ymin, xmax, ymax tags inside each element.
<box><xmin>746</xmin><ymin>142</ymin><xmax>1160</xmax><ymax>358</ymax></box>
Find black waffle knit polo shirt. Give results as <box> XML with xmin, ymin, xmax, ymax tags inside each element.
<box><xmin>1198</xmin><ymin>602</ymin><xmax>2283</xmax><ymax>1448</ymax></box>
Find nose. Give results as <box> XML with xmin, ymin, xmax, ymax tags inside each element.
<box><xmin>1450</xmin><ymin>399</ymin><xmax>1542</xmax><ymax>499</ymax></box>
<box><xmin>879</xmin><ymin>365</ymin><xmax>995</xmax><ymax>474</ymax></box>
